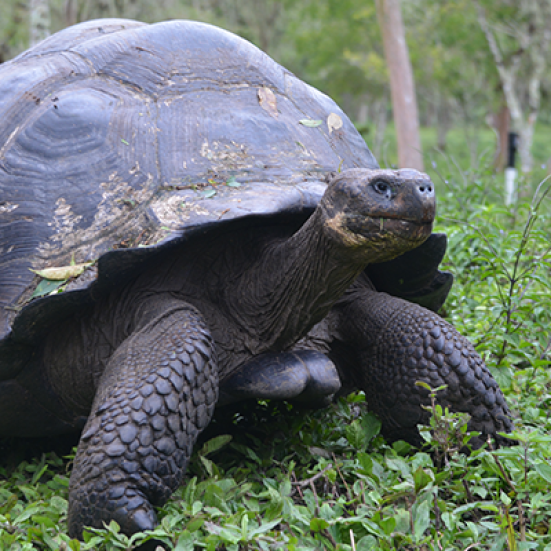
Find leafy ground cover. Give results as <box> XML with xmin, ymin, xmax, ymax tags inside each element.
<box><xmin>1</xmin><ymin>148</ymin><xmax>550</xmax><ymax>550</ymax></box>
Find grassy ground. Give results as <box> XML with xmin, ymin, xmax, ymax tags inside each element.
<box><xmin>1</xmin><ymin>137</ymin><xmax>551</xmax><ymax>550</ymax></box>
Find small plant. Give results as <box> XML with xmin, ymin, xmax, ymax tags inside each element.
<box><xmin>416</xmin><ymin>382</ymin><xmax>474</xmax><ymax>466</ymax></box>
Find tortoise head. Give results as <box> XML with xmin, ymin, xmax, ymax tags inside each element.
<box><xmin>320</xmin><ymin>168</ymin><xmax>435</xmax><ymax>263</ymax></box>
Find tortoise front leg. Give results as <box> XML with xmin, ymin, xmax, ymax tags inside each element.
<box><xmin>67</xmin><ymin>302</ymin><xmax>218</xmax><ymax>538</ymax></box>
<box><xmin>330</xmin><ymin>287</ymin><xmax>514</xmax><ymax>447</ymax></box>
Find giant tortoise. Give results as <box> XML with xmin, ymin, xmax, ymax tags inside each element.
<box><xmin>0</xmin><ymin>19</ymin><xmax>512</xmax><ymax>538</ymax></box>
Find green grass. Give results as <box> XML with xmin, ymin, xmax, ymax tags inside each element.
<box><xmin>1</xmin><ymin>147</ymin><xmax>551</xmax><ymax>550</ymax></box>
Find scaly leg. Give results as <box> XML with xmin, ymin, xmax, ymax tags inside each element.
<box><xmin>330</xmin><ymin>287</ymin><xmax>513</xmax><ymax>446</ymax></box>
<box><xmin>67</xmin><ymin>302</ymin><xmax>218</xmax><ymax>537</ymax></box>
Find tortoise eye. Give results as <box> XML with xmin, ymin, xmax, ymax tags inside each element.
<box><xmin>373</xmin><ymin>180</ymin><xmax>391</xmax><ymax>196</ymax></box>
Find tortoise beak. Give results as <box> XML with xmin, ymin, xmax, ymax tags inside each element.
<box><xmin>391</xmin><ymin>173</ymin><xmax>435</xmax><ymax>224</ymax></box>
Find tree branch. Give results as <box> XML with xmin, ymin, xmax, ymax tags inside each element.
<box><xmin>475</xmin><ymin>3</ymin><xmax>523</xmax><ymax>125</ymax></box>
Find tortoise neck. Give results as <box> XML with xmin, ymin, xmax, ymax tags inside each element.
<box><xmin>231</xmin><ymin>207</ymin><xmax>370</xmax><ymax>351</ymax></box>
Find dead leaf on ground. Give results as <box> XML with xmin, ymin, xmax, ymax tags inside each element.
<box><xmin>258</xmin><ymin>87</ymin><xmax>278</xmax><ymax>118</ymax></box>
<box><xmin>30</xmin><ymin>262</ymin><xmax>93</xmax><ymax>281</ymax></box>
<box><xmin>327</xmin><ymin>113</ymin><xmax>343</xmax><ymax>134</ymax></box>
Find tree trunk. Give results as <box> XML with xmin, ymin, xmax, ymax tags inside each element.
<box><xmin>375</xmin><ymin>0</ymin><xmax>424</xmax><ymax>171</ymax></box>
<box><xmin>492</xmin><ymin>104</ymin><xmax>510</xmax><ymax>171</ymax></box>
<box><xmin>373</xmin><ymin>98</ymin><xmax>388</xmax><ymax>163</ymax></box>
<box><xmin>64</xmin><ymin>0</ymin><xmax>77</xmax><ymax>27</ymax></box>
<box><xmin>476</xmin><ymin>1</ymin><xmax>551</xmax><ymax>174</ymax></box>
<box><xmin>29</xmin><ymin>0</ymin><xmax>51</xmax><ymax>47</ymax></box>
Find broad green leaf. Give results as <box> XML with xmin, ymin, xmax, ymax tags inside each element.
<box><xmin>488</xmin><ymin>532</ymin><xmax>508</xmax><ymax>551</ymax></box>
<box><xmin>378</xmin><ymin>516</ymin><xmax>396</xmax><ymax>536</ymax></box>
<box><xmin>32</xmin><ymin>515</ymin><xmax>56</xmax><ymax>528</ymax></box>
<box><xmin>500</xmin><ymin>490</ymin><xmax>512</xmax><ymax>506</ymax></box>
<box><xmin>0</xmin><ymin>494</ymin><xmax>18</xmax><ymax>514</ymax></box>
<box><xmin>199</xmin><ymin>435</ymin><xmax>232</xmax><ymax>457</ymax></box>
<box><xmin>226</xmin><ymin>176</ymin><xmax>241</xmax><ymax>187</ymax></box>
<box><xmin>49</xmin><ymin>496</ymin><xmax>68</xmax><ymax>514</ymax></box>
<box><xmin>13</xmin><ymin>505</ymin><xmax>44</xmax><ymax>524</ymax></box>
<box><xmin>187</xmin><ymin>517</ymin><xmax>205</xmax><ymax>532</ymax></box>
<box><xmin>360</xmin><ymin>412</ymin><xmax>381</xmax><ymax>444</ymax></box>
<box><xmin>31</xmin><ymin>278</ymin><xmax>66</xmax><ymax>298</ymax></box>
<box><xmin>415</xmin><ymin>381</ymin><xmax>432</xmax><ymax>392</ymax></box>
<box><xmin>174</xmin><ymin>531</ymin><xmax>195</xmax><ymax>551</ymax></box>
<box><xmin>184</xmin><ymin>477</ymin><xmax>197</xmax><ymax>504</ymax></box>
<box><xmin>534</xmin><ymin>462</ymin><xmax>551</xmax><ymax>484</ymax></box>
<box><xmin>413</xmin><ymin>466</ymin><xmax>433</xmax><ymax>493</ymax></box>
<box><xmin>200</xmin><ymin>456</ymin><xmax>215</xmax><ymax>477</ymax></box>
<box><xmin>413</xmin><ymin>499</ymin><xmax>431</xmax><ymax>542</ymax></box>
<box><xmin>356</xmin><ymin>535</ymin><xmax>378</xmax><ymax>551</ymax></box>
<box><xmin>241</xmin><ymin>514</ymin><xmax>248</xmax><ymax>539</ymax></box>
<box><xmin>265</xmin><ymin>491</ymin><xmax>283</xmax><ymax>521</ymax></box>
<box><xmin>392</xmin><ymin>440</ymin><xmax>413</xmax><ymax>455</ymax></box>
<box><xmin>345</xmin><ymin>419</ymin><xmax>366</xmax><ymax>450</ymax></box>
<box><xmin>192</xmin><ymin>501</ymin><xmax>202</xmax><ymax>516</ymax></box>
<box><xmin>299</xmin><ymin>119</ymin><xmax>323</xmax><ymax>127</ymax></box>
<box><xmin>385</xmin><ymin>457</ymin><xmax>410</xmax><ymax>477</ymax></box>
<box><xmin>106</xmin><ymin>520</ymin><xmax>121</xmax><ymax>534</ymax></box>
<box><xmin>31</xmin><ymin>455</ymin><xmax>47</xmax><ymax>485</ymax></box>
<box><xmin>357</xmin><ymin>452</ymin><xmax>373</xmax><ymax>475</ymax></box>
<box><xmin>248</xmin><ymin>518</ymin><xmax>282</xmax><ymax>538</ymax></box>
<box><xmin>309</xmin><ymin>517</ymin><xmax>329</xmax><ymax>532</ymax></box>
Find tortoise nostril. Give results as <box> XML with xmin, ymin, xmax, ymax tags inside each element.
<box><xmin>417</xmin><ymin>183</ymin><xmax>434</xmax><ymax>197</ymax></box>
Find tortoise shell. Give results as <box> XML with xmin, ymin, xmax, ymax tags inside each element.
<box><xmin>0</xmin><ymin>19</ymin><xmax>449</xmax><ymax>356</ymax></box>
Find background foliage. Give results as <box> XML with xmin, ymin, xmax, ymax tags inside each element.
<box><xmin>2</xmin><ymin>0</ymin><xmax>551</xmax><ymax>149</ymax></box>
<box><xmin>2</xmin><ymin>0</ymin><xmax>550</xmax><ymax>171</ymax></box>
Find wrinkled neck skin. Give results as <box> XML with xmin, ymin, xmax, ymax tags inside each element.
<box><xmin>228</xmin><ymin>206</ymin><xmax>412</xmax><ymax>353</ymax></box>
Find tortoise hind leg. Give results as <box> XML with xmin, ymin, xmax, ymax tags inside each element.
<box><xmin>67</xmin><ymin>302</ymin><xmax>218</xmax><ymax>538</ymax></box>
<box><xmin>218</xmin><ymin>350</ymin><xmax>341</xmax><ymax>408</ymax></box>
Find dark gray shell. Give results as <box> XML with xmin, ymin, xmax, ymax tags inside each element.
<box><xmin>0</xmin><ymin>19</ymin><xmax>451</xmax><ymax>361</ymax></box>
<box><xmin>0</xmin><ymin>18</ymin><xmax>378</xmax><ymax>345</ymax></box>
